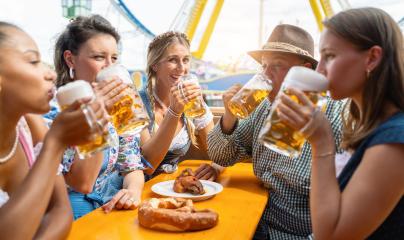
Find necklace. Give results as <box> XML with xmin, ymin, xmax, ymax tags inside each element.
<box><xmin>153</xmin><ymin>90</ymin><xmax>168</xmax><ymax>110</ymax></box>
<box><xmin>0</xmin><ymin>127</ymin><xmax>19</xmax><ymax>164</ymax></box>
<box><xmin>153</xmin><ymin>90</ymin><xmax>182</xmax><ymax>118</ymax></box>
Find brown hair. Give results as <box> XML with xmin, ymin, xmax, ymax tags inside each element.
<box><xmin>54</xmin><ymin>15</ymin><xmax>120</xmax><ymax>87</ymax></box>
<box><xmin>323</xmin><ymin>7</ymin><xmax>404</xmax><ymax>149</ymax></box>
<box><xmin>146</xmin><ymin>31</ymin><xmax>198</xmax><ymax>145</ymax></box>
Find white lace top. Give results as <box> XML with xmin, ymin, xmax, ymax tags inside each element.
<box><xmin>169</xmin><ymin>125</ymin><xmax>189</xmax><ymax>151</ymax></box>
<box><xmin>156</xmin><ymin>103</ymin><xmax>213</xmax><ymax>151</ymax></box>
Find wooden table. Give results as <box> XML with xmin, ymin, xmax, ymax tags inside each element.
<box><xmin>67</xmin><ymin>160</ymin><xmax>268</xmax><ymax>240</ymax></box>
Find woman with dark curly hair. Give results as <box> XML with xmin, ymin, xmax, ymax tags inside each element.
<box><xmin>45</xmin><ymin>15</ymin><xmax>146</xmax><ymax>219</ymax></box>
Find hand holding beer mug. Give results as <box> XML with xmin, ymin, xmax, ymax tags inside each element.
<box><xmin>259</xmin><ymin>66</ymin><xmax>328</xmax><ymax>158</ymax></box>
<box><xmin>178</xmin><ymin>74</ymin><xmax>206</xmax><ymax>118</ymax></box>
<box><xmin>96</xmin><ymin>64</ymin><xmax>150</xmax><ymax>136</ymax></box>
<box><xmin>57</xmin><ymin>80</ymin><xmax>111</xmax><ymax>159</ymax></box>
<box><xmin>228</xmin><ymin>72</ymin><xmax>273</xmax><ymax>119</ymax></box>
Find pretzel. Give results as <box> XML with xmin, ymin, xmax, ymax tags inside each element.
<box><xmin>138</xmin><ymin>198</ymin><xmax>218</xmax><ymax>231</ymax></box>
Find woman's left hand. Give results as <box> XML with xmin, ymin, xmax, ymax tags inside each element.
<box><xmin>276</xmin><ymin>88</ymin><xmax>332</xmax><ymax>146</ymax></box>
<box><xmin>101</xmin><ymin>189</ymin><xmax>140</xmax><ymax>213</ymax></box>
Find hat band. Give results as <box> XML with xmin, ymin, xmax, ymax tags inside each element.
<box><xmin>263</xmin><ymin>42</ymin><xmax>313</xmax><ymax>58</ymax></box>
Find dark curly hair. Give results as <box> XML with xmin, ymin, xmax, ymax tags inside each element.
<box><xmin>54</xmin><ymin>15</ymin><xmax>120</xmax><ymax>87</ymax></box>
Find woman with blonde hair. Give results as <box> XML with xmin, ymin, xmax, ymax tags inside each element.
<box><xmin>139</xmin><ymin>31</ymin><xmax>221</xmax><ymax>180</ymax></box>
<box><xmin>276</xmin><ymin>8</ymin><xmax>404</xmax><ymax>239</ymax></box>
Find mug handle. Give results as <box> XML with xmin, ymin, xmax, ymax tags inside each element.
<box><xmin>81</xmin><ymin>104</ymin><xmax>103</xmax><ymax>135</ymax></box>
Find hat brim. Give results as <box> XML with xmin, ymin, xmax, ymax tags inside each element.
<box><xmin>248</xmin><ymin>49</ymin><xmax>318</xmax><ymax>69</ymax></box>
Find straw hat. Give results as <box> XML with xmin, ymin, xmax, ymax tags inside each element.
<box><xmin>248</xmin><ymin>24</ymin><xmax>317</xmax><ymax>68</ymax></box>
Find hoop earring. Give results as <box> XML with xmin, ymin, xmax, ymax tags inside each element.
<box><xmin>69</xmin><ymin>67</ymin><xmax>74</xmax><ymax>79</ymax></box>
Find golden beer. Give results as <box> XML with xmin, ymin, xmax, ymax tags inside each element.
<box><xmin>108</xmin><ymin>91</ymin><xmax>149</xmax><ymax>136</ymax></box>
<box><xmin>180</xmin><ymin>74</ymin><xmax>206</xmax><ymax>118</ymax></box>
<box><xmin>97</xmin><ymin>64</ymin><xmax>150</xmax><ymax>136</ymax></box>
<box><xmin>228</xmin><ymin>72</ymin><xmax>273</xmax><ymax>119</ymax></box>
<box><xmin>76</xmin><ymin>133</ymin><xmax>110</xmax><ymax>159</ymax></box>
<box><xmin>259</xmin><ymin>66</ymin><xmax>329</xmax><ymax>158</ymax></box>
<box><xmin>184</xmin><ymin>98</ymin><xmax>206</xmax><ymax>118</ymax></box>
<box><xmin>57</xmin><ymin>80</ymin><xmax>111</xmax><ymax>159</ymax></box>
<box><xmin>228</xmin><ymin>88</ymin><xmax>271</xmax><ymax>118</ymax></box>
<box><xmin>259</xmin><ymin>90</ymin><xmax>327</xmax><ymax>157</ymax></box>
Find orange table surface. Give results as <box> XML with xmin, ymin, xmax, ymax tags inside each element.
<box><xmin>67</xmin><ymin>160</ymin><xmax>268</xmax><ymax>240</ymax></box>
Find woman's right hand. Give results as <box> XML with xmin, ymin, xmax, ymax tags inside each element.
<box><xmin>168</xmin><ymin>81</ymin><xmax>201</xmax><ymax>114</ymax></box>
<box><xmin>48</xmin><ymin>97</ymin><xmax>110</xmax><ymax>147</ymax></box>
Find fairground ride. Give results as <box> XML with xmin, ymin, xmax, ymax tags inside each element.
<box><xmin>62</xmin><ymin>0</ymin><xmax>348</xmax><ymax>92</ymax></box>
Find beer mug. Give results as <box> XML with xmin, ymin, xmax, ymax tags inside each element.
<box><xmin>228</xmin><ymin>72</ymin><xmax>273</xmax><ymax>119</ymax></box>
<box><xmin>259</xmin><ymin>66</ymin><xmax>328</xmax><ymax>158</ymax></box>
<box><xmin>56</xmin><ymin>80</ymin><xmax>112</xmax><ymax>159</ymax></box>
<box><xmin>96</xmin><ymin>64</ymin><xmax>150</xmax><ymax>136</ymax></box>
<box><xmin>179</xmin><ymin>74</ymin><xmax>206</xmax><ymax>118</ymax></box>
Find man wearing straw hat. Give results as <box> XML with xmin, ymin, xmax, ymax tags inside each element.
<box><xmin>207</xmin><ymin>24</ymin><xmax>345</xmax><ymax>239</ymax></box>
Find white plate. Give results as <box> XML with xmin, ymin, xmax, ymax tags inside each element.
<box><xmin>151</xmin><ymin>180</ymin><xmax>223</xmax><ymax>201</ymax></box>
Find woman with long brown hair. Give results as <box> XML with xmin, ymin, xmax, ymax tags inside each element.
<box><xmin>276</xmin><ymin>7</ymin><xmax>404</xmax><ymax>239</ymax></box>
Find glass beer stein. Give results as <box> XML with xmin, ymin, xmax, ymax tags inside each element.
<box><xmin>96</xmin><ymin>64</ymin><xmax>150</xmax><ymax>136</ymax></box>
<box><xmin>259</xmin><ymin>66</ymin><xmax>328</xmax><ymax>158</ymax></box>
<box><xmin>179</xmin><ymin>74</ymin><xmax>206</xmax><ymax>118</ymax></box>
<box><xmin>228</xmin><ymin>72</ymin><xmax>273</xmax><ymax>119</ymax></box>
<box><xmin>56</xmin><ymin>80</ymin><xmax>112</xmax><ymax>159</ymax></box>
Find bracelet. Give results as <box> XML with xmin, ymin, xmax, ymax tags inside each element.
<box><xmin>313</xmin><ymin>151</ymin><xmax>335</xmax><ymax>158</ymax></box>
<box><xmin>167</xmin><ymin>107</ymin><xmax>181</xmax><ymax>118</ymax></box>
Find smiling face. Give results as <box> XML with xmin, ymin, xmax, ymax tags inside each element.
<box><xmin>154</xmin><ymin>42</ymin><xmax>190</xmax><ymax>89</ymax></box>
<box><xmin>0</xmin><ymin>27</ymin><xmax>56</xmax><ymax>115</ymax></box>
<box><xmin>317</xmin><ymin>29</ymin><xmax>369</xmax><ymax>101</ymax></box>
<box><xmin>66</xmin><ymin>33</ymin><xmax>118</xmax><ymax>83</ymax></box>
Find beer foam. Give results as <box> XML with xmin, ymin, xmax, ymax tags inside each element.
<box><xmin>283</xmin><ymin>66</ymin><xmax>328</xmax><ymax>91</ymax></box>
<box><xmin>244</xmin><ymin>73</ymin><xmax>273</xmax><ymax>91</ymax></box>
<box><xmin>180</xmin><ymin>74</ymin><xmax>199</xmax><ymax>85</ymax></box>
<box><xmin>56</xmin><ymin>80</ymin><xmax>95</xmax><ymax>106</ymax></box>
<box><xmin>96</xmin><ymin>64</ymin><xmax>132</xmax><ymax>85</ymax></box>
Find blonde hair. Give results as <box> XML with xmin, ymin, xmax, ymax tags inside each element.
<box><xmin>146</xmin><ymin>31</ymin><xmax>198</xmax><ymax>146</ymax></box>
<box><xmin>324</xmin><ymin>8</ymin><xmax>404</xmax><ymax>149</ymax></box>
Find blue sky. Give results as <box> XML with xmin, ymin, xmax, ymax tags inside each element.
<box><xmin>0</xmin><ymin>0</ymin><xmax>402</xmax><ymax>69</ymax></box>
